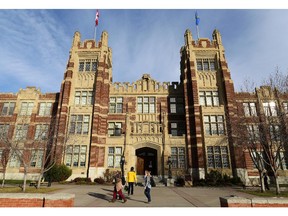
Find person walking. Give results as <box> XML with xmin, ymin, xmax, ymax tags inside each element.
<box><xmin>127</xmin><ymin>167</ymin><xmax>137</xmax><ymax>196</ymax></box>
<box><xmin>110</xmin><ymin>177</ymin><xmax>127</xmax><ymax>203</ymax></box>
<box><xmin>144</xmin><ymin>170</ymin><xmax>152</xmax><ymax>203</ymax></box>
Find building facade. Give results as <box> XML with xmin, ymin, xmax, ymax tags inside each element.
<box><xmin>0</xmin><ymin>29</ymin><xmax>288</xmax><ymax>185</ymax></box>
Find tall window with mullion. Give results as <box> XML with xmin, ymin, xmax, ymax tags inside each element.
<box><xmin>204</xmin><ymin>115</ymin><xmax>225</xmax><ymax>135</ymax></box>
<box><xmin>263</xmin><ymin>101</ymin><xmax>277</xmax><ymax>116</ymax></box>
<box><xmin>38</xmin><ymin>102</ymin><xmax>52</xmax><ymax>116</ymax></box>
<box><xmin>1</xmin><ymin>102</ymin><xmax>15</xmax><ymax>116</ymax></box>
<box><xmin>15</xmin><ymin>124</ymin><xmax>28</xmax><ymax>141</ymax></box>
<box><xmin>109</xmin><ymin>97</ymin><xmax>123</xmax><ymax>113</ymax></box>
<box><xmin>108</xmin><ymin>122</ymin><xmax>122</xmax><ymax>136</ymax></box>
<box><xmin>169</xmin><ymin>97</ymin><xmax>184</xmax><ymax>114</ymax></box>
<box><xmin>199</xmin><ymin>91</ymin><xmax>219</xmax><ymax>106</ymax></box>
<box><xmin>170</xmin><ymin>122</ymin><xmax>185</xmax><ymax>136</ymax></box>
<box><xmin>137</xmin><ymin>97</ymin><xmax>155</xmax><ymax>113</ymax></box>
<box><xmin>34</xmin><ymin>124</ymin><xmax>49</xmax><ymax>140</ymax></box>
<box><xmin>65</xmin><ymin>145</ymin><xmax>87</xmax><ymax>167</ymax></box>
<box><xmin>69</xmin><ymin>115</ymin><xmax>90</xmax><ymax>135</ymax></box>
<box><xmin>269</xmin><ymin>124</ymin><xmax>280</xmax><ymax>142</ymax></box>
<box><xmin>108</xmin><ymin>147</ymin><xmax>122</xmax><ymax>168</ymax></box>
<box><xmin>171</xmin><ymin>147</ymin><xmax>185</xmax><ymax>168</ymax></box>
<box><xmin>243</xmin><ymin>102</ymin><xmax>257</xmax><ymax>116</ymax></box>
<box><xmin>19</xmin><ymin>102</ymin><xmax>34</xmax><ymax>116</ymax></box>
<box><xmin>207</xmin><ymin>146</ymin><xmax>230</xmax><ymax>168</ymax></box>
<box><xmin>8</xmin><ymin>151</ymin><xmax>21</xmax><ymax>168</ymax></box>
<box><xmin>78</xmin><ymin>60</ymin><xmax>97</xmax><ymax>72</ymax></box>
<box><xmin>246</xmin><ymin>124</ymin><xmax>259</xmax><ymax>142</ymax></box>
<box><xmin>74</xmin><ymin>91</ymin><xmax>94</xmax><ymax>105</ymax></box>
<box><xmin>196</xmin><ymin>59</ymin><xmax>216</xmax><ymax>71</ymax></box>
<box><xmin>0</xmin><ymin>124</ymin><xmax>10</xmax><ymax>137</ymax></box>
<box><xmin>30</xmin><ymin>150</ymin><xmax>44</xmax><ymax>167</ymax></box>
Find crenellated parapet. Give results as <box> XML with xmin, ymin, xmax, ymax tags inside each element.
<box><xmin>110</xmin><ymin>74</ymin><xmax>183</xmax><ymax>94</ymax></box>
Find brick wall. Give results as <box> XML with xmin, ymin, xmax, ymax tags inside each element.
<box><xmin>0</xmin><ymin>193</ymin><xmax>74</xmax><ymax>207</ymax></box>
<box><xmin>220</xmin><ymin>196</ymin><xmax>288</xmax><ymax>207</ymax></box>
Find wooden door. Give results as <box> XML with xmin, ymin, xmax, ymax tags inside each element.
<box><xmin>137</xmin><ymin>157</ymin><xmax>144</xmax><ymax>175</ymax></box>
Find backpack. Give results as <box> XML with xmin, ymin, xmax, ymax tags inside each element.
<box><xmin>150</xmin><ymin>176</ymin><xmax>156</xmax><ymax>187</ymax></box>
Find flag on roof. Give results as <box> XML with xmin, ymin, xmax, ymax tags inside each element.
<box><xmin>195</xmin><ymin>11</ymin><xmax>200</xmax><ymax>26</ymax></box>
<box><xmin>95</xmin><ymin>10</ymin><xmax>99</xmax><ymax>26</ymax></box>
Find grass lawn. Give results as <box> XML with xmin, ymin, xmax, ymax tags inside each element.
<box><xmin>0</xmin><ymin>186</ymin><xmax>61</xmax><ymax>193</ymax></box>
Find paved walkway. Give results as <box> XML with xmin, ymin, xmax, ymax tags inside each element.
<box><xmin>50</xmin><ymin>183</ymin><xmax>256</xmax><ymax>207</ymax></box>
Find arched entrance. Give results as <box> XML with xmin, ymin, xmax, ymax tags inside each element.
<box><xmin>136</xmin><ymin>147</ymin><xmax>157</xmax><ymax>175</ymax></box>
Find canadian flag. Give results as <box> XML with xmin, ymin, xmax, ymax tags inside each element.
<box><xmin>95</xmin><ymin>10</ymin><xmax>99</xmax><ymax>26</ymax></box>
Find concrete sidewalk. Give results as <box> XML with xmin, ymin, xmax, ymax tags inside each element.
<box><xmin>50</xmin><ymin>183</ymin><xmax>256</xmax><ymax>207</ymax></box>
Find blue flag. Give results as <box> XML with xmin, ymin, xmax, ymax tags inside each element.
<box><xmin>195</xmin><ymin>11</ymin><xmax>200</xmax><ymax>26</ymax></box>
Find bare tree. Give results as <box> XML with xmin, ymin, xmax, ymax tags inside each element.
<box><xmin>0</xmin><ymin>124</ymin><xmax>11</xmax><ymax>187</ymax></box>
<box><xmin>233</xmin><ymin>69</ymin><xmax>288</xmax><ymax>195</ymax></box>
<box><xmin>0</xmin><ymin>147</ymin><xmax>10</xmax><ymax>188</ymax></box>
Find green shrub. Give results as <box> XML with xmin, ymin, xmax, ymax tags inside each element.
<box><xmin>45</xmin><ymin>164</ymin><xmax>72</xmax><ymax>182</ymax></box>
<box><xmin>103</xmin><ymin>169</ymin><xmax>118</xmax><ymax>183</ymax></box>
<box><xmin>175</xmin><ymin>177</ymin><xmax>185</xmax><ymax>187</ymax></box>
<box><xmin>94</xmin><ymin>177</ymin><xmax>105</xmax><ymax>184</ymax></box>
<box><xmin>74</xmin><ymin>177</ymin><xmax>92</xmax><ymax>183</ymax></box>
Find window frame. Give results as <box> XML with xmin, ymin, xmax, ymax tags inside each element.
<box><xmin>207</xmin><ymin>146</ymin><xmax>230</xmax><ymax>168</ymax></box>
<box><xmin>1</xmin><ymin>102</ymin><xmax>15</xmax><ymax>116</ymax></box>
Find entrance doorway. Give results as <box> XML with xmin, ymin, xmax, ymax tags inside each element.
<box><xmin>136</xmin><ymin>147</ymin><xmax>157</xmax><ymax>175</ymax></box>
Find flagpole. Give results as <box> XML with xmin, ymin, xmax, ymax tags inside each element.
<box><xmin>196</xmin><ymin>25</ymin><xmax>200</xmax><ymax>41</ymax></box>
<box><xmin>94</xmin><ymin>25</ymin><xmax>97</xmax><ymax>41</ymax></box>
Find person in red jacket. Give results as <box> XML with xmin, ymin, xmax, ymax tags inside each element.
<box><xmin>110</xmin><ymin>177</ymin><xmax>127</xmax><ymax>203</ymax></box>
<box><xmin>127</xmin><ymin>167</ymin><xmax>137</xmax><ymax>196</ymax></box>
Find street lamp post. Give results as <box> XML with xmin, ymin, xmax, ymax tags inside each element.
<box><xmin>167</xmin><ymin>156</ymin><xmax>172</xmax><ymax>179</ymax></box>
<box><xmin>120</xmin><ymin>155</ymin><xmax>126</xmax><ymax>185</ymax></box>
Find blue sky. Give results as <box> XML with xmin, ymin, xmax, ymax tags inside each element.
<box><xmin>1</xmin><ymin>7</ymin><xmax>288</xmax><ymax>93</ymax></box>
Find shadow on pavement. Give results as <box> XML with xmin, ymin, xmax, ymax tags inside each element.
<box><xmin>88</xmin><ymin>192</ymin><xmax>111</xmax><ymax>201</ymax></box>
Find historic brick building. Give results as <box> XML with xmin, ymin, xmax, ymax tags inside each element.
<box><xmin>0</xmin><ymin>28</ymin><xmax>287</xmax><ymax>185</ymax></box>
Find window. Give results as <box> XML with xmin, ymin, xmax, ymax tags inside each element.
<box><xmin>207</xmin><ymin>146</ymin><xmax>230</xmax><ymax>168</ymax></box>
<box><xmin>109</xmin><ymin>97</ymin><xmax>123</xmax><ymax>113</ymax></box>
<box><xmin>169</xmin><ymin>97</ymin><xmax>184</xmax><ymax>114</ymax></box>
<box><xmin>34</xmin><ymin>124</ymin><xmax>49</xmax><ymax>140</ymax></box>
<box><xmin>243</xmin><ymin>102</ymin><xmax>257</xmax><ymax>116</ymax></box>
<box><xmin>247</xmin><ymin>124</ymin><xmax>259</xmax><ymax>141</ymax></box>
<box><xmin>107</xmin><ymin>147</ymin><xmax>122</xmax><ymax>168</ymax></box>
<box><xmin>269</xmin><ymin>125</ymin><xmax>280</xmax><ymax>142</ymax></box>
<box><xmin>69</xmin><ymin>115</ymin><xmax>90</xmax><ymax>135</ymax></box>
<box><xmin>251</xmin><ymin>151</ymin><xmax>264</xmax><ymax>169</ymax></box>
<box><xmin>263</xmin><ymin>101</ymin><xmax>277</xmax><ymax>116</ymax></box>
<box><xmin>38</xmin><ymin>102</ymin><xmax>52</xmax><ymax>116</ymax></box>
<box><xmin>170</xmin><ymin>122</ymin><xmax>185</xmax><ymax>136</ymax></box>
<box><xmin>199</xmin><ymin>91</ymin><xmax>219</xmax><ymax>106</ymax></box>
<box><xmin>65</xmin><ymin>145</ymin><xmax>87</xmax><ymax>167</ymax></box>
<box><xmin>137</xmin><ymin>97</ymin><xmax>156</xmax><ymax>114</ymax></box>
<box><xmin>204</xmin><ymin>115</ymin><xmax>225</xmax><ymax>135</ymax></box>
<box><xmin>79</xmin><ymin>60</ymin><xmax>97</xmax><ymax>72</ymax></box>
<box><xmin>171</xmin><ymin>147</ymin><xmax>185</xmax><ymax>168</ymax></box>
<box><xmin>196</xmin><ymin>59</ymin><xmax>217</xmax><ymax>71</ymax></box>
<box><xmin>8</xmin><ymin>152</ymin><xmax>21</xmax><ymax>168</ymax></box>
<box><xmin>74</xmin><ymin>91</ymin><xmax>93</xmax><ymax>105</ymax></box>
<box><xmin>283</xmin><ymin>102</ymin><xmax>288</xmax><ymax>113</ymax></box>
<box><xmin>278</xmin><ymin>152</ymin><xmax>288</xmax><ymax>170</ymax></box>
<box><xmin>108</xmin><ymin>122</ymin><xmax>122</xmax><ymax>136</ymax></box>
<box><xmin>15</xmin><ymin>124</ymin><xmax>28</xmax><ymax>140</ymax></box>
<box><xmin>19</xmin><ymin>102</ymin><xmax>34</xmax><ymax>116</ymax></box>
<box><xmin>0</xmin><ymin>124</ymin><xmax>10</xmax><ymax>137</ymax></box>
<box><xmin>1</xmin><ymin>102</ymin><xmax>15</xmax><ymax>116</ymax></box>
<box><xmin>30</xmin><ymin>150</ymin><xmax>44</xmax><ymax>168</ymax></box>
